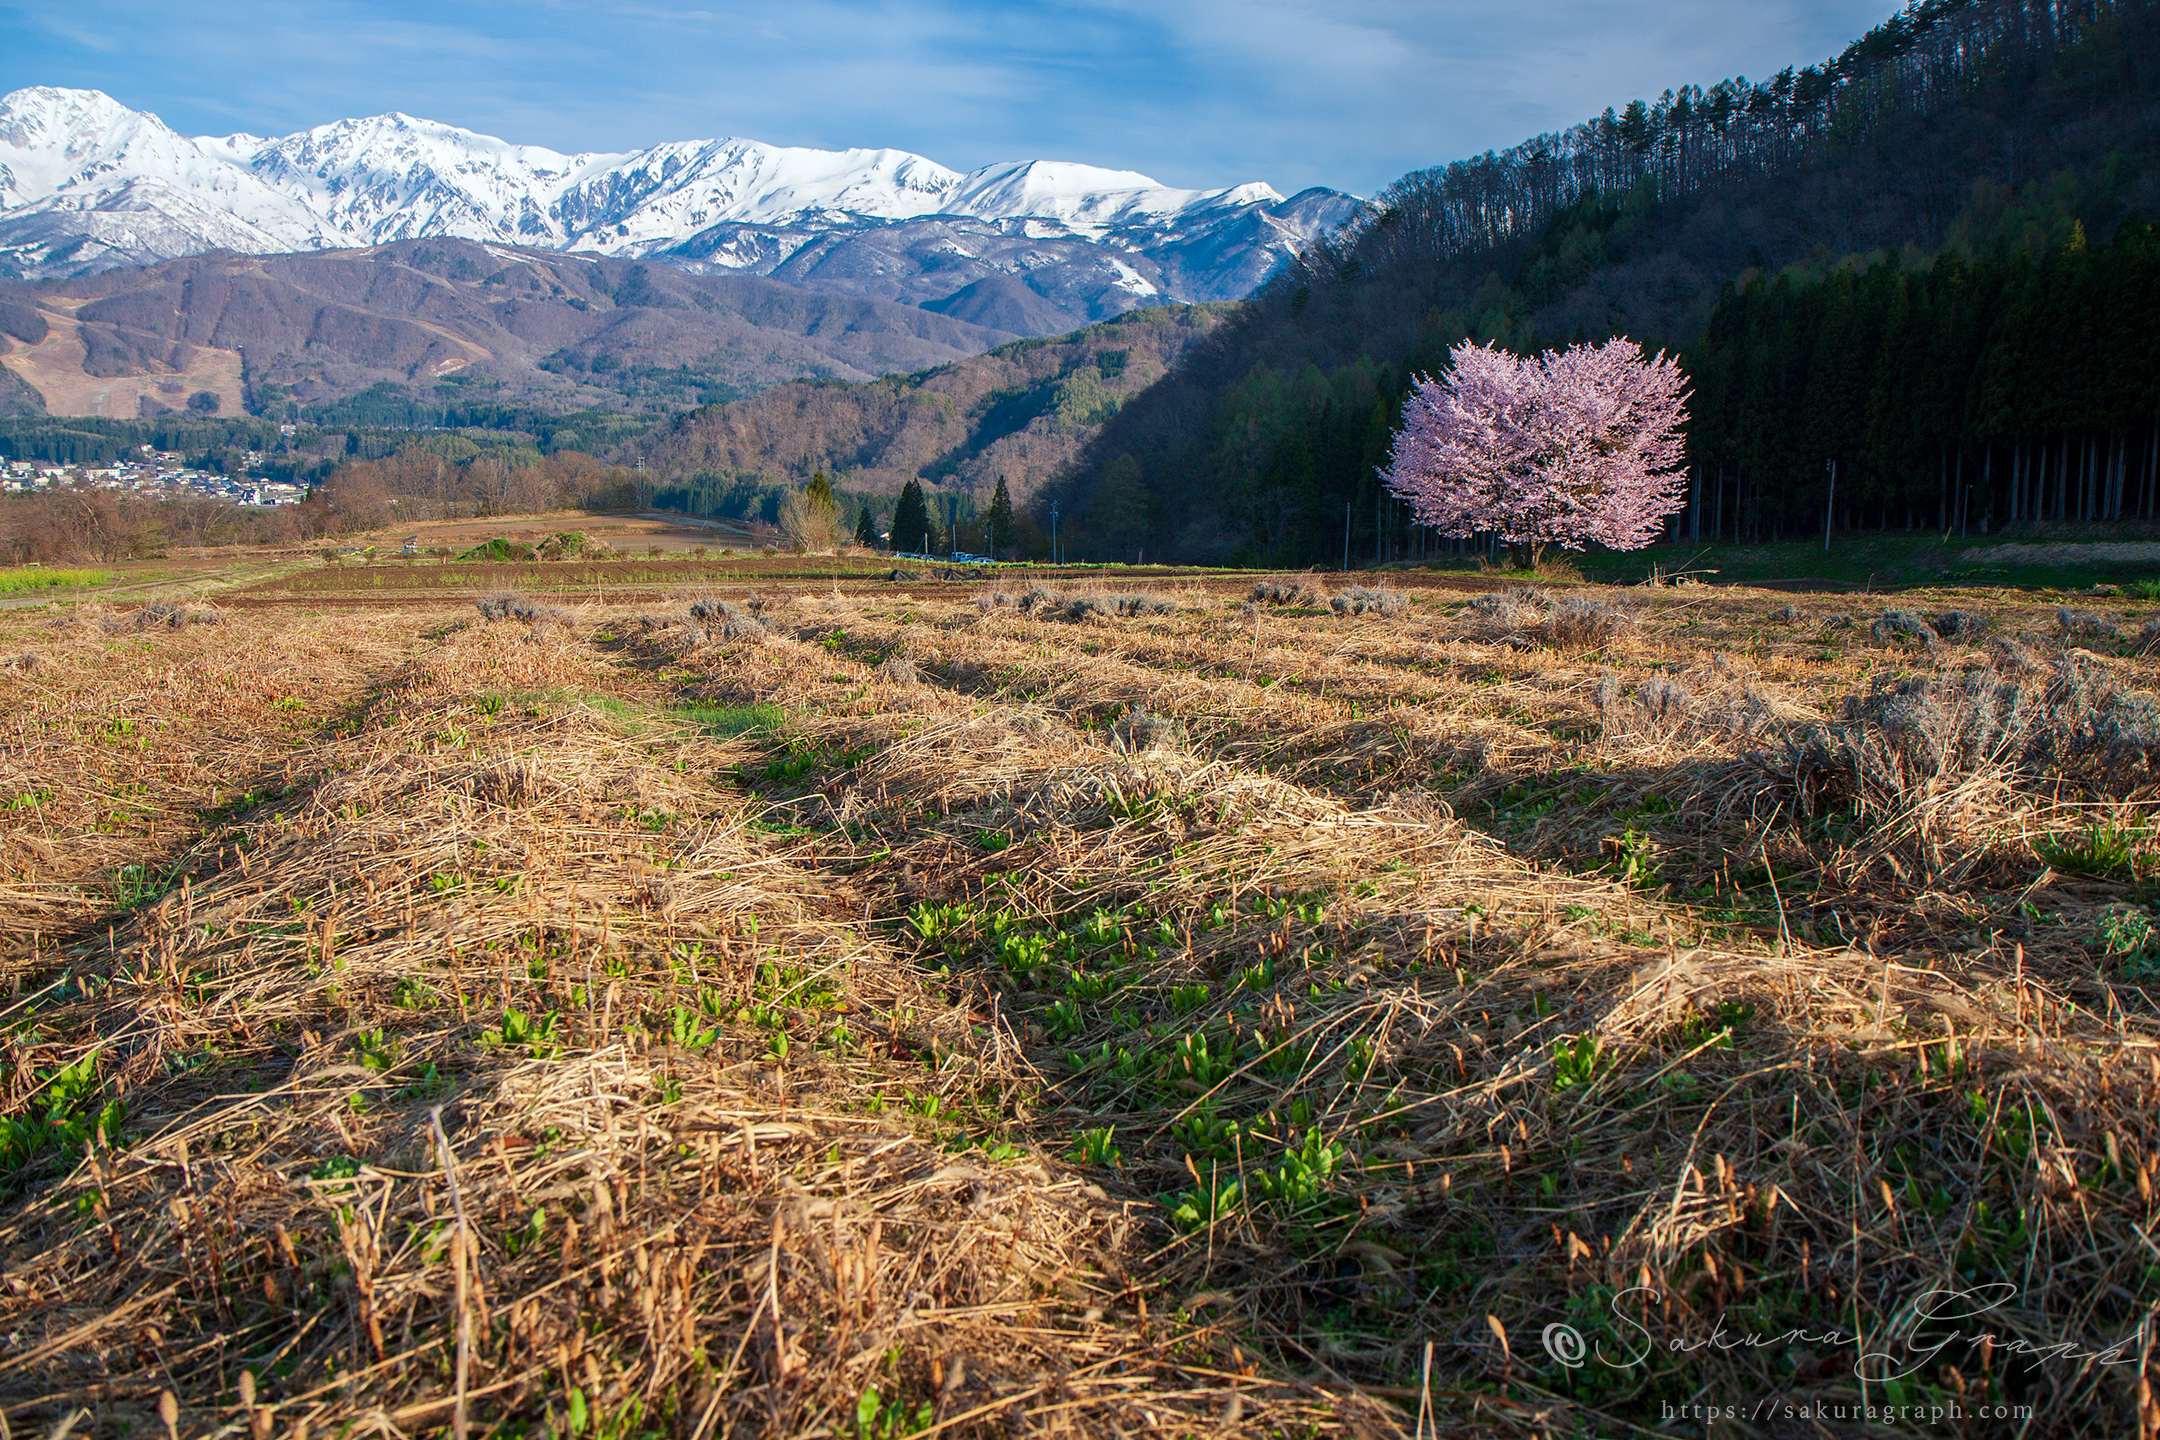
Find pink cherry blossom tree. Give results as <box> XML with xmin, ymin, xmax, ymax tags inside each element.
<box><xmin>1380</xmin><ymin>338</ymin><xmax>1690</xmax><ymax>569</ymax></box>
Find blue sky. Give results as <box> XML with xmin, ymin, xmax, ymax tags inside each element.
<box><xmin>3</xmin><ymin>0</ymin><xmax>1893</xmax><ymax>197</ymax></box>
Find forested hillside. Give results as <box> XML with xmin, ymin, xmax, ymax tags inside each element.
<box><xmin>1689</xmin><ymin>218</ymin><xmax>2160</xmax><ymax>539</ymax></box>
<box><xmin>633</xmin><ymin>304</ymin><xmax>1226</xmax><ymax>534</ymax></box>
<box><xmin>1052</xmin><ymin>0</ymin><xmax>2160</xmax><ymax>564</ymax></box>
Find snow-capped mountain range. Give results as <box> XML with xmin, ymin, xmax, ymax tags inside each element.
<box><xmin>0</xmin><ymin>87</ymin><xmax>1361</xmax><ymax>319</ymax></box>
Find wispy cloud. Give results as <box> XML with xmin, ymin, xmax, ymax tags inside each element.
<box><xmin>0</xmin><ymin>0</ymin><xmax>1895</xmax><ymax>195</ymax></box>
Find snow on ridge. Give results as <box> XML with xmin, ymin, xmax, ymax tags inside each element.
<box><xmin>941</xmin><ymin>159</ymin><xmax>1282</xmax><ymax>229</ymax></box>
<box><xmin>0</xmin><ymin>86</ymin><xmax>1360</xmax><ymax>304</ymax></box>
<box><xmin>0</xmin><ymin>87</ymin><xmax>326</xmax><ymax>249</ymax></box>
<box><xmin>0</xmin><ymin>87</ymin><xmax>1334</xmax><ymax>258</ymax></box>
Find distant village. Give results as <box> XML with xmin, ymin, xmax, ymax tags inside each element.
<box><xmin>0</xmin><ymin>443</ymin><xmax>308</xmax><ymax>508</ymax></box>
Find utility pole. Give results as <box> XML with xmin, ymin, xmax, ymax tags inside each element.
<box><xmin>1343</xmin><ymin>500</ymin><xmax>1351</xmax><ymax>573</ymax></box>
<box><xmin>1050</xmin><ymin>501</ymin><xmax>1059</xmax><ymax>566</ymax></box>
<box><xmin>1824</xmin><ymin>458</ymin><xmax>1836</xmax><ymax>553</ymax></box>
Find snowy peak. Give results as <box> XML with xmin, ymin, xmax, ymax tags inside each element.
<box><xmin>562</xmin><ymin>138</ymin><xmax>967</xmax><ymax>245</ymax></box>
<box><xmin>0</xmin><ymin>86</ymin><xmax>326</xmax><ymax>247</ymax></box>
<box><xmin>242</xmin><ymin>110</ymin><xmax>621</xmax><ymax>248</ymax></box>
<box><xmin>1</xmin><ymin>87</ymin><xmax>227</xmax><ymax>207</ymax></box>
<box><xmin>0</xmin><ymin>85</ymin><xmax>153</xmax><ymax>171</ymax></box>
<box><xmin>0</xmin><ymin>87</ymin><xmax>1363</xmax><ymax>324</ymax></box>
<box><xmin>945</xmin><ymin>160</ymin><xmax>1282</xmax><ymax>228</ymax></box>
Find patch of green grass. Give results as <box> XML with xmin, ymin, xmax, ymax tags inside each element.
<box><xmin>1555</xmin><ymin>530</ymin><xmax>2160</xmax><ymax>592</ymax></box>
<box><xmin>1609</xmin><ymin>826</ymin><xmax>1660</xmax><ymax>887</ymax></box>
<box><xmin>580</xmin><ymin>695</ymin><xmax>783</xmax><ymax>740</ymax></box>
<box><xmin>1167</xmin><ymin>982</ymin><xmax>1212</xmax><ymax>1014</ymax></box>
<box><xmin>998</xmin><ymin>931</ymin><xmax>1049</xmax><ymax>975</ymax></box>
<box><xmin>1</xmin><ymin>1057</ymin><xmax>124</xmax><ymax>1188</ymax></box>
<box><xmin>0</xmin><ymin>566</ymin><xmax>113</xmax><ymax>593</ymax></box>
<box><xmin>482</xmin><ymin>1008</ymin><xmax>562</xmax><ymax>1058</ymax></box>
<box><xmin>677</xmin><ymin>702</ymin><xmax>784</xmax><ymax>736</ymax></box>
<box><xmin>1551</xmin><ymin>1034</ymin><xmax>1605</xmax><ymax>1092</ymax></box>
<box><xmin>855</xmin><ymin>1386</ymin><xmax>934</xmax><ymax>1440</ymax></box>
<box><xmin>110</xmin><ymin>863</ymin><xmax>178</xmax><ymax>910</ymax></box>
<box><xmin>2039</xmin><ymin>821</ymin><xmax>2143</xmax><ymax>879</ymax></box>
<box><xmin>1070</xmin><ymin>1126</ymin><xmax>1120</xmax><ymax>1167</ymax></box>
<box><xmin>456</xmin><ymin>537</ymin><xmax>537</xmax><ymax>562</ymax></box>
<box><xmin>581</xmin><ymin>695</ymin><xmax>651</xmax><ymax>732</ymax></box>
<box><xmin>2095</xmin><ymin>906</ymin><xmax>2160</xmax><ymax>978</ymax></box>
<box><xmin>1168</xmin><ymin>1172</ymin><xmax>1245</xmax><ymax>1230</ymax></box>
<box><xmin>1247</xmin><ymin>1128</ymin><xmax>1349</xmax><ymax>1214</ymax></box>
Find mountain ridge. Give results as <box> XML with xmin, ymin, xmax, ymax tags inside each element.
<box><xmin>0</xmin><ymin>88</ymin><xmax>1361</xmax><ymax>331</ymax></box>
<box><xmin>0</xmin><ymin>239</ymin><xmax>1030</xmax><ymax>419</ymax></box>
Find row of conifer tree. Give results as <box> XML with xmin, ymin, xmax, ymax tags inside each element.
<box><xmin>1680</xmin><ymin>218</ymin><xmax>2160</xmax><ymax>539</ymax></box>
<box><xmin>1180</xmin><ymin>214</ymin><xmax>2160</xmax><ymax>564</ymax></box>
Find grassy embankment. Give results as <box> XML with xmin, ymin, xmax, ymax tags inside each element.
<box><xmin>0</xmin><ymin>567</ymin><xmax>114</xmax><ymax>594</ymax></box>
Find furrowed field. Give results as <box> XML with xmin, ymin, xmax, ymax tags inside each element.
<box><xmin>1</xmin><ymin>571</ymin><xmax>2156</xmax><ymax>1438</ymax></box>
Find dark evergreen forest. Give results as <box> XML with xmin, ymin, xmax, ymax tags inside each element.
<box><xmin>1051</xmin><ymin>0</ymin><xmax>2160</xmax><ymax>565</ymax></box>
<box><xmin>1689</xmin><ymin>221</ymin><xmax>2160</xmax><ymax>540</ymax></box>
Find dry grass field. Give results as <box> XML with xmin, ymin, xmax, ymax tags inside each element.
<box><xmin>1</xmin><ymin>574</ymin><xmax>2157</xmax><ymax>1438</ymax></box>
<box><xmin>357</xmin><ymin>516</ymin><xmax>762</xmax><ymax>559</ymax></box>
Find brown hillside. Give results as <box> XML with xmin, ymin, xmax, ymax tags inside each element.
<box><xmin>0</xmin><ymin>240</ymin><xmax>1020</xmax><ymax>415</ymax></box>
<box><xmin>637</xmin><ymin>303</ymin><xmax>1228</xmax><ymax>504</ymax></box>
